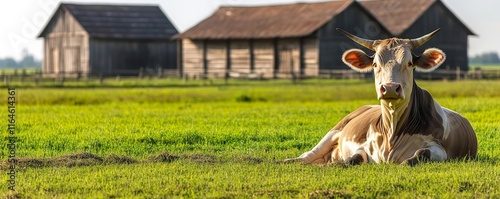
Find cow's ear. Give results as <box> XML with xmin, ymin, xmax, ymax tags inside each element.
<box><xmin>342</xmin><ymin>49</ymin><xmax>374</xmax><ymax>73</ymax></box>
<box><xmin>414</xmin><ymin>48</ymin><xmax>446</xmax><ymax>72</ymax></box>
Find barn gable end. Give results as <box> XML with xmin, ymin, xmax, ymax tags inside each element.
<box><xmin>39</xmin><ymin>3</ymin><xmax>179</xmax><ymax>77</ymax></box>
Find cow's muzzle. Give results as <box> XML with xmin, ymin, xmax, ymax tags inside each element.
<box><xmin>379</xmin><ymin>83</ymin><xmax>403</xmax><ymax>99</ymax></box>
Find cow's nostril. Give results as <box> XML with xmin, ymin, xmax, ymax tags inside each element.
<box><xmin>396</xmin><ymin>84</ymin><xmax>402</xmax><ymax>94</ymax></box>
<box><xmin>380</xmin><ymin>85</ymin><xmax>387</xmax><ymax>94</ymax></box>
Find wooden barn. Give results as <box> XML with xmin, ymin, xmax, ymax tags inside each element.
<box><xmin>360</xmin><ymin>0</ymin><xmax>475</xmax><ymax>72</ymax></box>
<box><xmin>174</xmin><ymin>0</ymin><xmax>390</xmax><ymax>79</ymax></box>
<box><xmin>38</xmin><ymin>3</ymin><xmax>178</xmax><ymax>77</ymax></box>
<box><xmin>175</xmin><ymin>0</ymin><xmax>475</xmax><ymax>79</ymax></box>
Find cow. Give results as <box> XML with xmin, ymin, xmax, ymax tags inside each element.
<box><xmin>285</xmin><ymin>29</ymin><xmax>477</xmax><ymax>165</ymax></box>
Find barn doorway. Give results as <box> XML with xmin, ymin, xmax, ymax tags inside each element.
<box><xmin>278</xmin><ymin>46</ymin><xmax>300</xmax><ymax>77</ymax></box>
<box><xmin>279</xmin><ymin>49</ymin><xmax>293</xmax><ymax>74</ymax></box>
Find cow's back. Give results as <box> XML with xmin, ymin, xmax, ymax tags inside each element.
<box><xmin>442</xmin><ymin>109</ymin><xmax>478</xmax><ymax>159</ymax></box>
<box><xmin>332</xmin><ymin>105</ymin><xmax>381</xmax><ymax>144</ymax></box>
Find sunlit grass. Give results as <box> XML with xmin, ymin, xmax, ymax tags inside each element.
<box><xmin>1</xmin><ymin>79</ymin><xmax>499</xmax><ymax>197</ymax></box>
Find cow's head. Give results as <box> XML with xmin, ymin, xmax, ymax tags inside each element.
<box><xmin>338</xmin><ymin>28</ymin><xmax>445</xmax><ymax>103</ymax></box>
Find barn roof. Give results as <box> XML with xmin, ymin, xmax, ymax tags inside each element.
<box><xmin>174</xmin><ymin>0</ymin><xmax>354</xmax><ymax>39</ymax></box>
<box><xmin>359</xmin><ymin>0</ymin><xmax>475</xmax><ymax>36</ymax></box>
<box><xmin>38</xmin><ymin>3</ymin><xmax>178</xmax><ymax>40</ymax></box>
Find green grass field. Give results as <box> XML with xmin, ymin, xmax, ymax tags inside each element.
<box><xmin>474</xmin><ymin>64</ymin><xmax>500</xmax><ymax>70</ymax></box>
<box><xmin>1</xmin><ymin>79</ymin><xmax>500</xmax><ymax>198</ymax></box>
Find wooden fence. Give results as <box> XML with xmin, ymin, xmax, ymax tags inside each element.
<box><xmin>1</xmin><ymin>67</ymin><xmax>500</xmax><ymax>86</ymax></box>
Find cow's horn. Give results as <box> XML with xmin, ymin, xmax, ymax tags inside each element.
<box><xmin>410</xmin><ymin>28</ymin><xmax>441</xmax><ymax>49</ymax></box>
<box><xmin>336</xmin><ymin>28</ymin><xmax>375</xmax><ymax>51</ymax></box>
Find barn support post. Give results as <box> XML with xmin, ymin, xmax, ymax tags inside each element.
<box><xmin>225</xmin><ymin>39</ymin><xmax>231</xmax><ymax>83</ymax></box>
<box><xmin>178</xmin><ymin>39</ymin><xmax>183</xmax><ymax>78</ymax></box>
<box><xmin>290</xmin><ymin>50</ymin><xmax>297</xmax><ymax>83</ymax></box>
<box><xmin>273</xmin><ymin>38</ymin><xmax>279</xmax><ymax>79</ymax></box>
<box><xmin>203</xmin><ymin>39</ymin><xmax>208</xmax><ymax>78</ymax></box>
<box><xmin>299</xmin><ymin>37</ymin><xmax>305</xmax><ymax>79</ymax></box>
<box><xmin>249</xmin><ymin>39</ymin><xmax>255</xmax><ymax>74</ymax></box>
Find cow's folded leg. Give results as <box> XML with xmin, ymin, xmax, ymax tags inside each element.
<box><xmin>402</xmin><ymin>148</ymin><xmax>431</xmax><ymax>166</ymax></box>
<box><xmin>284</xmin><ymin>130</ymin><xmax>339</xmax><ymax>164</ymax></box>
<box><xmin>402</xmin><ymin>144</ymin><xmax>447</xmax><ymax>166</ymax></box>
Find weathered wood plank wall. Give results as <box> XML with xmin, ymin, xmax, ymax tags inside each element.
<box><xmin>181</xmin><ymin>37</ymin><xmax>320</xmax><ymax>78</ymax></box>
<box><xmin>43</xmin><ymin>10</ymin><xmax>89</xmax><ymax>76</ymax></box>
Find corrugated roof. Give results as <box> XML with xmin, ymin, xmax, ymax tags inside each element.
<box><xmin>175</xmin><ymin>0</ymin><xmax>354</xmax><ymax>39</ymax></box>
<box><xmin>359</xmin><ymin>0</ymin><xmax>474</xmax><ymax>36</ymax></box>
<box><xmin>39</xmin><ymin>3</ymin><xmax>178</xmax><ymax>40</ymax></box>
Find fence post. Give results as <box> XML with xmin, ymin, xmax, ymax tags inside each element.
<box><xmin>158</xmin><ymin>67</ymin><xmax>163</xmax><ymax>78</ymax></box>
<box><xmin>224</xmin><ymin>72</ymin><xmax>229</xmax><ymax>85</ymax></box>
<box><xmin>76</xmin><ymin>71</ymin><xmax>81</xmax><ymax>81</ymax></box>
<box><xmin>34</xmin><ymin>75</ymin><xmax>39</xmax><ymax>85</ymax></box>
<box><xmin>21</xmin><ymin>69</ymin><xmax>26</xmax><ymax>83</ymax></box>
<box><xmin>456</xmin><ymin>67</ymin><xmax>461</xmax><ymax>81</ymax></box>
<box><xmin>116</xmin><ymin>75</ymin><xmax>120</xmax><ymax>83</ymax></box>
<box><xmin>99</xmin><ymin>73</ymin><xmax>104</xmax><ymax>85</ymax></box>
<box><xmin>4</xmin><ymin>75</ymin><xmax>9</xmax><ymax>86</ymax></box>
<box><xmin>138</xmin><ymin>67</ymin><xmax>144</xmax><ymax>79</ymax></box>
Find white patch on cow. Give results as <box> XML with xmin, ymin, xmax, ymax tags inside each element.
<box><xmin>341</xmin><ymin>139</ymin><xmax>363</xmax><ymax>160</ymax></box>
<box><xmin>434</xmin><ymin>101</ymin><xmax>451</xmax><ymax>140</ymax></box>
<box><xmin>363</xmin><ymin>127</ymin><xmax>385</xmax><ymax>163</ymax></box>
<box><xmin>426</xmin><ymin>143</ymin><xmax>448</xmax><ymax>161</ymax></box>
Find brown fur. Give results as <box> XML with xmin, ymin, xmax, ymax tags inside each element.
<box><xmin>442</xmin><ymin>112</ymin><xmax>478</xmax><ymax>159</ymax></box>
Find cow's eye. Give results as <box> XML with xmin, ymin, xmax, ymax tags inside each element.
<box><xmin>407</xmin><ymin>62</ymin><xmax>413</xmax><ymax>67</ymax></box>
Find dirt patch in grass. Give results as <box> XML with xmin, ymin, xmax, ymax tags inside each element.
<box><xmin>239</xmin><ymin>156</ymin><xmax>264</xmax><ymax>164</ymax></box>
<box><xmin>308</xmin><ymin>189</ymin><xmax>352</xmax><ymax>199</ymax></box>
<box><xmin>0</xmin><ymin>152</ymin><xmax>105</xmax><ymax>169</ymax></box>
<box><xmin>104</xmin><ymin>154</ymin><xmax>137</xmax><ymax>164</ymax></box>
<box><xmin>147</xmin><ymin>151</ymin><xmax>179</xmax><ymax>163</ymax></box>
<box><xmin>1</xmin><ymin>152</ymin><xmax>268</xmax><ymax>169</ymax></box>
<box><xmin>185</xmin><ymin>153</ymin><xmax>218</xmax><ymax>164</ymax></box>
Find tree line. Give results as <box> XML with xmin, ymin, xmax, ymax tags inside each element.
<box><xmin>469</xmin><ymin>52</ymin><xmax>500</xmax><ymax>65</ymax></box>
<box><xmin>0</xmin><ymin>49</ymin><xmax>41</xmax><ymax>68</ymax></box>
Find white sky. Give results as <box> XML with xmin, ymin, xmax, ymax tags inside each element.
<box><xmin>0</xmin><ymin>0</ymin><xmax>499</xmax><ymax>60</ymax></box>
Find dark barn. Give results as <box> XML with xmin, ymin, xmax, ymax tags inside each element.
<box><xmin>175</xmin><ymin>0</ymin><xmax>474</xmax><ymax>79</ymax></box>
<box><xmin>38</xmin><ymin>3</ymin><xmax>178</xmax><ymax>77</ymax></box>
<box><xmin>175</xmin><ymin>0</ymin><xmax>389</xmax><ymax>79</ymax></box>
<box><xmin>360</xmin><ymin>0</ymin><xmax>475</xmax><ymax>72</ymax></box>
